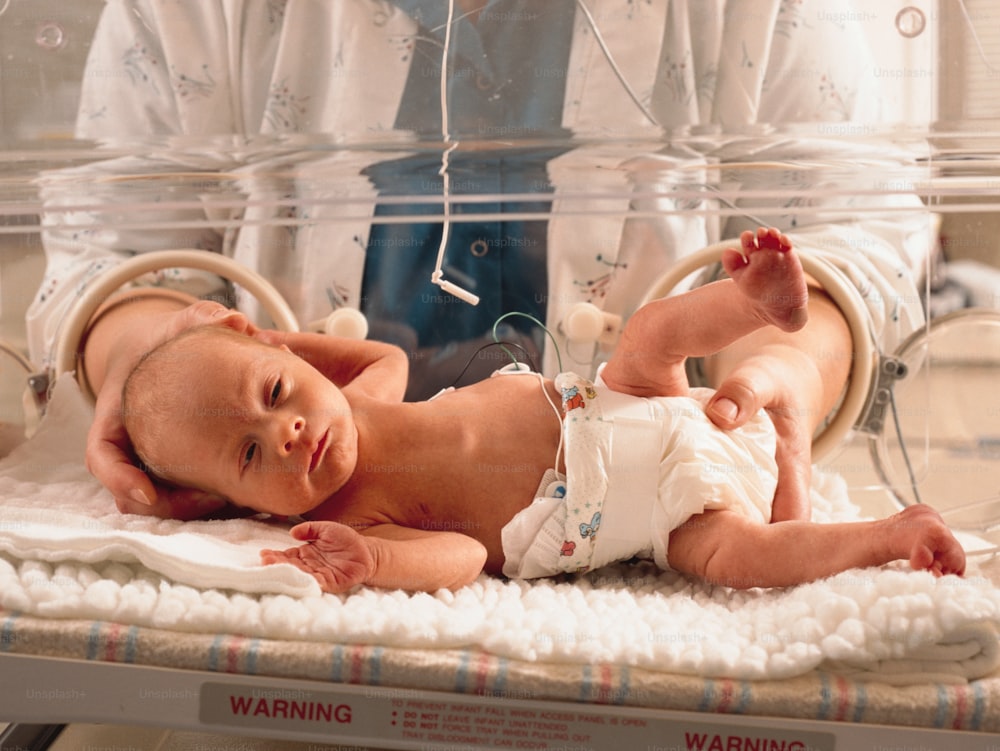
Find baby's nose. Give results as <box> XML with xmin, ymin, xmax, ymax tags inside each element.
<box><xmin>278</xmin><ymin>417</ymin><xmax>305</xmax><ymax>454</ymax></box>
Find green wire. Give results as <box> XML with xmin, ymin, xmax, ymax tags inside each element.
<box><xmin>491</xmin><ymin>311</ymin><xmax>563</xmax><ymax>373</ymax></box>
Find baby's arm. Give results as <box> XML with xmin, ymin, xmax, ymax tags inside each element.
<box><xmin>255</xmin><ymin>330</ymin><xmax>410</xmax><ymax>402</ymax></box>
<box><xmin>261</xmin><ymin>521</ymin><xmax>488</xmax><ymax>593</ymax></box>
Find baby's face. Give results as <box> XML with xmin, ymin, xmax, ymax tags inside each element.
<box><xmin>141</xmin><ymin>333</ymin><xmax>358</xmax><ymax>516</ymax></box>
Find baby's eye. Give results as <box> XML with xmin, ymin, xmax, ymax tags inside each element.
<box><xmin>269</xmin><ymin>379</ymin><xmax>282</xmax><ymax>406</ymax></box>
<box><xmin>243</xmin><ymin>443</ymin><xmax>257</xmax><ymax>467</ymax></box>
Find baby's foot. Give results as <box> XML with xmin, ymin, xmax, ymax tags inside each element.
<box><xmin>890</xmin><ymin>505</ymin><xmax>967</xmax><ymax>577</ymax></box>
<box><xmin>722</xmin><ymin>227</ymin><xmax>809</xmax><ymax>332</ymax></box>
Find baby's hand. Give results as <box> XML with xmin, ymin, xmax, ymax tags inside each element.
<box><xmin>92</xmin><ymin>300</ymin><xmax>257</xmax><ymax>516</ymax></box>
<box><xmin>261</xmin><ymin>521</ymin><xmax>375</xmax><ymax>593</ymax></box>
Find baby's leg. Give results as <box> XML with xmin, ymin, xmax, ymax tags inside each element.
<box><xmin>602</xmin><ymin>227</ymin><xmax>808</xmax><ymax>398</ymax></box>
<box><xmin>666</xmin><ymin>505</ymin><xmax>966</xmax><ymax>589</ymax></box>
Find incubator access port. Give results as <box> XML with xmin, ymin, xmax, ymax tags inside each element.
<box><xmin>0</xmin><ymin>339</ymin><xmax>40</xmax><ymax>454</ymax></box>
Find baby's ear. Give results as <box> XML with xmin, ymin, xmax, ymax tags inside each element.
<box><xmin>179</xmin><ymin>488</ymin><xmax>234</xmax><ymax>520</ymax></box>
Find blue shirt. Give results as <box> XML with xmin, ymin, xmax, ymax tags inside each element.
<box><xmin>362</xmin><ymin>0</ymin><xmax>575</xmax><ymax>397</ymax></box>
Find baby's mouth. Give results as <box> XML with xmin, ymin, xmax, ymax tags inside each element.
<box><xmin>309</xmin><ymin>430</ymin><xmax>329</xmax><ymax>473</ymax></box>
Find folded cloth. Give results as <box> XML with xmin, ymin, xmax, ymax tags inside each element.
<box><xmin>0</xmin><ymin>376</ymin><xmax>998</xmax><ymax>683</ymax></box>
<box><xmin>822</xmin><ymin>621</ymin><xmax>1000</xmax><ymax>685</ymax></box>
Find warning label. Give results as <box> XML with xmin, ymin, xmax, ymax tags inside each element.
<box><xmin>200</xmin><ymin>683</ymin><xmax>835</xmax><ymax>750</ymax></box>
<box><xmin>391</xmin><ymin>700</ymin><xmax>596</xmax><ymax>747</ymax></box>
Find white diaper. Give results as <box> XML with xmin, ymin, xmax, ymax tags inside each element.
<box><xmin>501</xmin><ymin>370</ymin><xmax>777</xmax><ymax>579</ymax></box>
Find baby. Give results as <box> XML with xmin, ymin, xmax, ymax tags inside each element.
<box><xmin>121</xmin><ymin>229</ymin><xmax>966</xmax><ymax>593</ymax></box>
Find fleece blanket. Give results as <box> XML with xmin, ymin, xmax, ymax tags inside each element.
<box><xmin>0</xmin><ymin>375</ymin><xmax>998</xmax><ymax>684</ymax></box>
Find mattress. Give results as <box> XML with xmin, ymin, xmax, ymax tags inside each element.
<box><xmin>2</xmin><ymin>609</ymin><xmax>998</xmax><ymax>733</ymax></box>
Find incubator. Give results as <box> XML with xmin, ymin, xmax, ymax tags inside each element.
<box><xmin>2</xmin><ymin>3</ymin><xmax>1000</xmax><ymax>539</ymax></box>
<box><xmin>2</xmin><ymin>2</ymin><xmax>1000</xmax><ymax>748</ymax></box>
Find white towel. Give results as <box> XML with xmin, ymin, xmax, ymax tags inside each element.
<box><xmin>1</xmin><ymin>375</ymin><xmax>998</xmax><ymax>683</ymax></box>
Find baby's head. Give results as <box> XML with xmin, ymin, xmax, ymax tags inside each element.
<box><xmin>122</xmin><ymin>325</ymin><xmax>358</xmax><ymax>516</ymax></box>
<box><xmin>122</xmin><ymin>325</ymin><xmax>220</xmax><ymax>489</ymax></box>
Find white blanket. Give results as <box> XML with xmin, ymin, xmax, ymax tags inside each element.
<box><xmin>1</xmin><ymin>375</ymin><xmax>998</xmax><ymax>684</ymax></box>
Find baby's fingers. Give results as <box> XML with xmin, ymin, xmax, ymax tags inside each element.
<box><xmin>260</xmin><ymin>548</ymin><xmax>342</xmax><ymax>592</ymax></box>
<box><xmin>269</xmin><ymin>523</ymin><xmax>375</xmax><ymax>593</ymax></box>
<box><xmin>289</xmin><ymin>520</ymin><xmax>362</xmax><ymax>546</ymax></box>
<box><xmin>260</xmin><ymin>548</ymin><xmax>290</xmax><ymax>565</ymax></box>
<box><xmin>289</xmin><ymin>521</ymin><xmax>324</xmax><ymax>541</ymax></box>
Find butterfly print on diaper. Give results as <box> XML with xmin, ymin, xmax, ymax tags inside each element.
<box><xmin>579</xmin><ymin>512</ymin><xmax>602</xmax><ymax>541</ymax></box>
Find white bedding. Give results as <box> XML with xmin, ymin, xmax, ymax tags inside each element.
<box><xmin>1</xmin><ymin>375</ymin><xmax>998</xmax><ymax>684</ymax></box>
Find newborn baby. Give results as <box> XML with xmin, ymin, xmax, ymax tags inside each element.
<box><xmin>121</xmin><ymin>228</ymin><xmax>966</xmax><ymax>592</ymax></box>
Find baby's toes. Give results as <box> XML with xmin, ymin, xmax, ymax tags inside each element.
<box><xmin>755</xmin><ymin>226</ymin><xmax>792</xmax><ymax>253</ymax></box>
<box><xmin>901</xmin><ymin>506</ymin><xmax>967</xmax><ymax>577</ymax></box>
<box><xmin>908</xmin><ymin>542</ymin><xmax>936</xmax><ymax>573</ymax></box>
<box><xmin>938</xmin><ymin>538</ymin><xmax>967</xmax><ymax>576</ymax></box>
<box><xmin>721</xmin><ymin>246</ymin><xmax>750</xmax><ymax>279</ymax></box>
